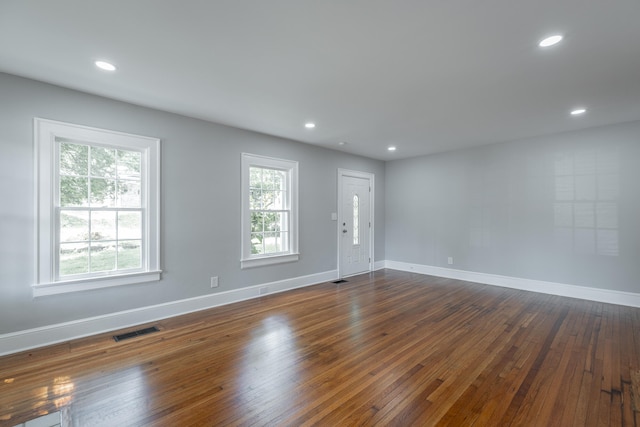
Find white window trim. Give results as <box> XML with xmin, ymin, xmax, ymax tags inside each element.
<box><xmin>241</xmin><ymin>153</ymin><xmax>299</xmax><ymax>269</ymax></box>
<box><xmin>33</xmin><ymin>118</ymin><xmax>161</xmax><ymax>297</ymax></box>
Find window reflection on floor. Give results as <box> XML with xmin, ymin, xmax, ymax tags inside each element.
<box><xmin>11</xmin><ymin>410</ymin><xmax>61</xmax><ymax>427</ymax></box>
<box><xmin>69</xmin><ymin>366</ymin><xmax>146</xmax><ymax>426</ymax></box>
<box><xmin>239</xmin><ymin>315</ymin><xmax>298</xmax><ymax>418</ymax></box>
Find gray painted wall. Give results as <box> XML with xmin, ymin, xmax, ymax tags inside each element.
<box><xmin>385</xmin><ymin>120</ymin><xmax>640</xmax><ymax>293</ymax></box>
<box><xmin>0</xmin><ymin>73</ymin><xmax>385</xmax><ymax>334</ymax></box>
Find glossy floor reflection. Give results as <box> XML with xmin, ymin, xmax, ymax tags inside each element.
<box><xmin>1</xmin><ymin>270</ymin><xmax>640</xmax><ymax>426</ymax></box>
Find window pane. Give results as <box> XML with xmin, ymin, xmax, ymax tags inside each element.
<box><xmin>242</xmin><ymin>154</ymin><xmax>297</xmax><ymax>266</ymax></box>
<box><xmin>38</xmin><ymin>118</ymin><xmax>160</xmax><ymax>287</ymax></box>
<box><xmin>91</xmin><ymin>211</ymin><xmax>116</xmax><ymax>240</ymax></box>
<box><xmin>262</xmin><ymin>232</ymin><xmax>288</xmax><ymax>253</ymax></box>
<box><xmin>263</xmin><ymin>212</ymin><xmax>278</xmax><ymax>231</ymax></box>
<box><xmin>117</xmin><ymin>180</ymin><xmax>141</xmax><ymax>207</ymax></box>
<box><xmin>262</xmin><ymin>190</ymin><xmax>285</xmax><ymax>210</ymax></box>
<box><xmin>263</xmin><ymin>232</ymin><xmax>278</xmax><ymax>253</ymax></box>
<box><xmin>118</xmin><ymin>212</ymin><xmax>142</xmax><ymax>239</ymax></box>
<box><xmin>60</xmin><ymin>176</ymin><xmax>89</xmax><ymax>207</ymax></box>
<box><xmin>353</xmin><ymin>194</ymin><xmax>359</xmax><ymax>245</ymax></box>
<box><xmin>90</xmin><ymin>178</ymin><xmax>116</xmax><ymax>207</ymax></box>
<box><xmin>274</xmin><ymin>170</ymin><xmax>285</xmax><ymax>191</ymax></box>
<box><xmin>118</xmin><ymin>241</ymin><xmax>141</xmax><ymax>269</ymax></box>
<box><xmin>90</xmin><ymin>242</ymin><xmax>116</xmax><ymax>272</ymax></box>
<box><xmin>249</xmin><ymin>167</ymin><xmax>287</xmax><ymax>209</ymax></box>
<box><xmin>90</xmin><ymin>147</ymin><xmax>116</xmax><ymax>177</ymax></box>
<box><xmin>251</xmin><ymin>233</ymin><xmax>264</xmax><ymax>254</ymax></box>
<box><xmin>117</xmin><ymin>150</ymin><xmax>141</xmax><ymax>179</ymax></box>
<box><xmin>264</xmin><ymin>169</ymin><xmax>276</xmax><ymax>190</ymax></box>
<box><xmin>260</xmin><ymin>191</ymin><xmax>273</xmax><ymax>210</ymax></box>
<box><xmin>263</xmin><ymin>211</ymin><xmax>287</xmax><ymax>232</ymax></box>
<box><xmin>250</xmin><ymin>167</ymin><xmax>262</xmax><ymax>188</ymax></box>
<box><xmin>60</xmin><ymin>210</ymin><xmax>89</xmax><ymax>243</ymax></box>
<box><xmin>59</xmin><ymin>142</ymin><xmax>88</xmax><ymax>176</ymax></box>
<box><xmin>59</xmin><ymin>243</ymin><xmax>89</xmax><ymax>276</ymax></box>
<box><xmin>250</xmin><ymin>189</ymin><xmax>262</xmax><ymax>210</ymax></box>
<box><xmin>251</xmin><ymin>212</ymin><xmax>265</xmax><ymax>233</ymax></box>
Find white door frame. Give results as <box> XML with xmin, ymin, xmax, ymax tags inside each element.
<box><xmin>337</xmin><ymin>168</ymin><xmax>375</xmax><ymax>279</ymax></box>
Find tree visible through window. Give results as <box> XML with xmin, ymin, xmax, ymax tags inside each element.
<box><xmin>241</xmin><ymin>153</ymin><xmax>298</xmax><ymax>268</ymax></box>
<box><xmin>250</xmin><ymin>166</ymin><xmax>289</xmax><ymax>255</ymax></box>
<box><xmin>34</xmin><ymin>118</ymin><xmax>161</xmax><ymax>296</ymax></box>
<box><xmin>58</xmin><ymin>140</ymin><xmax>143</xmax><ymax>276</ymax></box>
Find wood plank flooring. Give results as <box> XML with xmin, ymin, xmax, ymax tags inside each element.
<box><xmin>1</xmin><ymin>269</ymin><xmax>640</xmax><ymax>426</ymax></box>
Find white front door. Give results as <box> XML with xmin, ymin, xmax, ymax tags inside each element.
<box><xmin>339</xmin><ymin>174</ymin><xmax>371</xmax><ymax>277</ymax></box>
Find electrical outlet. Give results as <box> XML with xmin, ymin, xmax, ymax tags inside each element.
<box><xmin>447</xmin><ymin>257</ymin><xmax>454</xmax><ymax>265</ymax></box>
<box><xmin>210</xmin><ymin>276</ymin><xmax>219</xmax><ymax>288</ymax></box>
<box><xmin>259</xmin><ymin>286</ymin><xmax>269</xmax><ymax>295</ymax></box>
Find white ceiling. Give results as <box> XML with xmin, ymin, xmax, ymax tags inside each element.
<box><xmin>1</xmin><ymin>1</ymin><xmax>639</xmax><ymax>160</ymax></box>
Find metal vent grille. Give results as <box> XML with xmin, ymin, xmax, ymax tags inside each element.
<box><xmin>113</xmin><ymin>326</ymin><xmax>159</xmax><ymax>342</ymax></box>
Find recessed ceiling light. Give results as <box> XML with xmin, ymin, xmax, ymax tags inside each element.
<box><xmin>304</xmin><ymin>122</ymin><xmax>316</xmax><ymax>129</ymax></box>
<box><xmin>95</xmin><ymin>60</ymin><xmax>116</xmax><ymax>71</ymax></box>
<box><xmin>539</xmin><ymin>34</ymin><xmax>563</xmax><ymax>48</ymax></box>
<box><xmin>338</xmin><ymin>141</ymin><xmax>347</xmax><ymax>146</ymax></box>
<box><xmin>570</xmin><ymin>108</ymin><xmax>587</xmax><ymax>115</ymax></box>
<box><xmin>387</xmin><ymin>146</ymin><xmax>397</xmax><ymax>152</ymax></box>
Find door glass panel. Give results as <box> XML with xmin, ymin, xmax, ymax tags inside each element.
<box><xmin>353</xmin><ymin>194</ymin><xmax>359</xmax><ymax>245</ymax></box>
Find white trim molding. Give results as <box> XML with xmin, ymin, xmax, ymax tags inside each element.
<box><xmin>33</xmin><ymin>118</ymin><xmax>161</xmax><ymax>296</ymax></box>
<box><xmin>240</xmin><ymin>153</ymin><xmax>299</xmax><ymax>269</ymax></box>
<box><xmin>0</xmin><ymin>270</ymin><xmax>337</xmax><ymax>357</ymax></box>
<box><xmin>337</xmin><ymin>168</ymin><xmax>375</xmax><ymax>279</ymax></box>
<box><xmin>33</xmin><ymin>270</ymin><xmax>162</xmax><ymax>297</ymax></box>
<box><xmin>384</xmin><ymin>260</ymin><xmax>640</xmax><ymax>308</ymax></box>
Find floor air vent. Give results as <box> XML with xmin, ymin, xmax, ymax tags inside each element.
<box><xmin>333</xmin><ymin>279</ymin><xmax>348</xmax><ymax>284</ymax></box>
<box><xmin>113</xmin><ymin>326</ymin><xmax>159</xmax><ymax>342</ymax></box>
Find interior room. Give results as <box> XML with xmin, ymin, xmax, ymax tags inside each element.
<box><xmin>1</xmin><ymin>1</ymin><xmax>639</xmax><ymax>425</ymax></box>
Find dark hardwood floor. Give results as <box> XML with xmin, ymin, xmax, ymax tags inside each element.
<box><xmin>1</xmin><ymin>269</ymin><xmax>640</xmax><ymax>426</ymax></box>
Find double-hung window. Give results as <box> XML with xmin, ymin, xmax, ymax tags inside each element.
<box><xmin>34</xmin><ymin>118</ymin><xmax>161</xmax><ymax>296</ymax></box>
<box><xmin>241</xmin><ymin>153</ymin><xmax>298</xmax><ymax>268</ymax></box>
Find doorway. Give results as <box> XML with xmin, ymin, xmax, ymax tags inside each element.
<box><xmin>338</xmin><ymin>169</ymin><xmax>374</xmax><ymax>278</ymax></box>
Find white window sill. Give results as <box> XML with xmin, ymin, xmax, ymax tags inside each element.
<box><xmin>32</xmin><ymin>270</ymin><xmax>162</xmax><ymax>297</ymax></box>
<box><xmin>241</xmin><ymin>253</ymin><xmax>299</xmax><ymax>269</ymax></box>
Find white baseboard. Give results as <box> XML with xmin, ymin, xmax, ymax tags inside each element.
<box><xmin>373</xmin><ymin>260</ymin><xmax>386</xmax><ymax>271</ymax></box>
<box><xmin>384</xmin><ymin>260</ymin><xmax>640</xmax><ymax>308</ymax></box>
<box><xmin>0</xmin><ymin>270</ymin><xmax>338</xmax><ymax>357</ymax></box>
<box><xmin>6</xmin><ymin>262</ymin><xmax>636</xmax><ymax>357</ymax></box>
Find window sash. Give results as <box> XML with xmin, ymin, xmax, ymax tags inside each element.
<box><xmin>33</xmin><ymin>118</ymin><xmax>161</xmax><ymax>296</ymax></box>
<box><xmin>250</xmin><ymin>208</ymin><xmax>291</xmax><ymax>256</ymax></box>
<box><xmin>54</xmin><ymin>139</ymin><xmax>147</xmax><ymax>279</ymax></box>
<box><xmin>55</xmin><ymin>206</ymin><xmax>146</xmax><ymax>279</ymax></box>
<box><xmin>241</xmin><ymin>153</ymin><xmax>299</xmax><ymax>268</ymax></box>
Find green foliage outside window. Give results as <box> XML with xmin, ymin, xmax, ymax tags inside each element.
<box><xmin>249</xmin><ymin>166</ymin><xmax>288</xmax><ymax>254</ymax></box>
<box><xmin>58</xmin><ymin>141</ymin><xmax>143</xmax><ymax>275</ymax></box>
